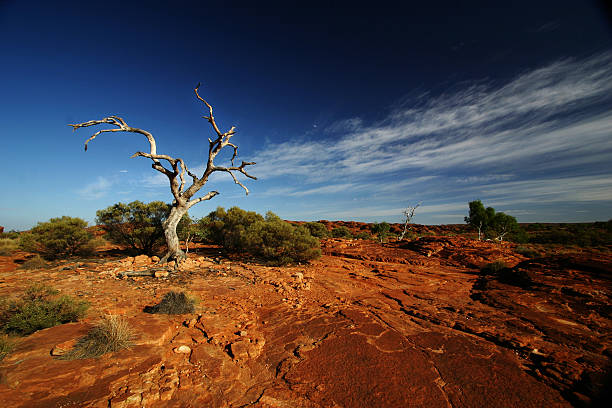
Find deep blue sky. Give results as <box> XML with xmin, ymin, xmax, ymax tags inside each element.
<box><xmin>1</xmin><ymin>1</ymin><xmax>611</xmax><ymax>230</ymax></box>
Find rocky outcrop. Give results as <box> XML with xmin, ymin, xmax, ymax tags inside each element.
<box><xmin>0</xmin><ymin>238</ymin><xmax>609</xmax><ymax>407</ymax></box>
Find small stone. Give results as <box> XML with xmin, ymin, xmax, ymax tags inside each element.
<box><xmin>155</xmin><ymin>270</ymin><xmax>169</xmax><ymax>278</ymax></box>
<box><xmin>159</xmin><ymin>387</ymin><xmax>174</xmax><ymax>401</ymax></box>
<box><xmin>293</xmin><ymin>272</ymin><xmax>304</xmax><ymax>281</ymax></box>
<box><xmin>51</xmin><ymin>339</ymin><xmax>77</xmax><ymax>356</ymax></box>
<box><xmin>133</xmin><ymin>254</ymin><xmax>151</xmax><ymax>266</ymax></box>
<box><xmin>238</xmin><ymin>330</ymin><xmax>247</xmax><ymax>337</ymax></box>
<box><xmin>174</xmin><ymin>345</ymin><xmax>191</xmax><ymax>354</ymax></box>
<box><xmin>151</xmin><ymin>256</ymin><xmax>160</xmax><ymax>262</ymax></box>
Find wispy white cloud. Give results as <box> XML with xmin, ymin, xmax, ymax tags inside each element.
<box><xmin>250</xmin><ymin>52</ymin><xmax>612</xmax><ymax>220</ymax></box>
<box><xmin>252</xmin><ymin>52</ymin><xmax>612</xmax><ymax>181</ymax></box>
<box><xmin>78</xmin><ymin>176</ymin><xmax>112</xmax><ymax>200</ymax></box>
<box><xmin>479</xmin><ymin>175</ymin><xmax>612</xmax><ymax>204</ymax></box>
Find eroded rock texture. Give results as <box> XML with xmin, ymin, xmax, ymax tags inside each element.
<box><xmin>0</xmin><ymin>237</ymin><xmax>610</xmax><ymax>407</ymax></box>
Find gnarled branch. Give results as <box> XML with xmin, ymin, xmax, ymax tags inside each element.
<box><xmin>187</xmin><ymin>191</ymin><xmax>220</xmax><ymax>209</ymax></box>
<box><xmin>72</xmin><ymin>84</ymin><xmax>256</xmax><ymax>265</ymax></box>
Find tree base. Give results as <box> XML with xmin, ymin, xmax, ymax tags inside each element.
<box><xmin>159</xmin><ymin>249</ymin><xmax>187</xmax><ymax>269</ymax></box>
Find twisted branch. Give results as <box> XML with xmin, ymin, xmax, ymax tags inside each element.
<box><xmin>72</xmin><ymin>85</ymin><xmax>256</xmax><ymax>208</ymax></box>
<box><xmin>187</xmin><ymin>191</ymin><xmax>220</xmax><ymax>209</ymax></box>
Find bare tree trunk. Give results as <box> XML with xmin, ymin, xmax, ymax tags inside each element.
<box><xmin>72</xmin><ymin>84</ymin><xmax>256</xmax><ymax>270</ymax></box>
<box><xmin>160</xmin><ymin>205</ymin><xmax>188</xmax><ymax>266</ymax></box>
<box><xmin>399</xmin><ymin>203</ymin><xmax>420</xmax><ymax>241</ymax></box>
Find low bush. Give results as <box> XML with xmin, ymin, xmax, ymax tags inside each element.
<box><xmin>245</xmin><ymin>213</ymin><xmax>321</xmax><ymax>265</ymax></box>
<box><xmin>18</xmin><ymin>217</ymin><xmax>101</xmax><ymax>260</ymax></box>
<box><xmin>526</xmin><ymin>221</ymin><xmax>612</xmax><ymax>247</ymax></box>
<box><xmin>304</xmin><ymin>222</ymin><xmax>330</xmax><ymax>238</ymax></box>
<box><xmin>1</xmin><ymin>230</ymin><xmax>20</xmax><ymax>239</ymax></box>
<box><xmin>0</xmin><ymin>238</ymin><xmax>19</xmax><ymax>256</ymax></box>
<box><xmin>353</xmin><ymin>231</ymin><xmax>372</xmax><ymax>240</ymax></box>
<box><xmin>59</xmin><ymin>315</ymin><xmax>133</xmax><ymax>360</ymax></box>
<box><xmin>144</xmin><ymin>291</ymin><xmax>195</xmax><ymax>314</ymax></box>
<box><xmin>371</xmin><ymin>222</ymin><xmax>391</xmax><ymax>243</ymax></box>
<box><xmin>401</xmin><ymin>231</ymin><xmax>417</xmax><ymax>240</ymax></box>
<box><xmin>331</xmin><ymin>226</ymin><xmax>353</xmax><ymax>239</ymax></box>
<box><xmin>199</xmin><ymin>207</ymin><xmax>321</xmax><ymax>265</ymax></box>
<box><xmin>0</xmin><ymin>284</ymin><xmax>89</xmax><ymax>336</ymax></box>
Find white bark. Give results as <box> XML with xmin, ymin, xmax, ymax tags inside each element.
<box><xmin>71</xmin><ymin>84</ymin><xmax>256</xmax><ymax>266</ymax></box>
<box><xmin>399</xmin><ymin>203</ymin><xmax>421</xmax><ymax>240</ymax></box>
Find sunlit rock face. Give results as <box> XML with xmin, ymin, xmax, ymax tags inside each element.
<box><xmin>0</xmin><ymin>233</ymin><xmax>609</xmax><ymax>407</ymax></box>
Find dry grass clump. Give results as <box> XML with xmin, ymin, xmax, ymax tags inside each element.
<box><xmin>144</xmin><ymin>291</ymin><xmax>195</xmax><ymax>314</ymax></box>
<box><xmin>0</xmin><ymin>238</ymin><xmax>19</xmax><ymax>256</ymax></box>
<box><xmin>0</xmin><ymin>334</ymin><xmax>16</xmax><ymax>361</ymax></box>
<box><xmin>18</xmin><ymin>255</ymin><xmax>48</xmax><ymax>270</ymax></box>
<box><xmin>59</xmin><ymin>315</ymin><xmax>134</xmax><ymax>360</ymax></box>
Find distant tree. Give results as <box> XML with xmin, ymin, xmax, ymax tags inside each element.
<box><xmin>96</xmin><ymin>201</ymin><xmax>191</xmax><ymax>256</ymax></box>
<box><xmin>371</xmin><ymin>222</ymin><xmax>391</xmax><ymax>243</ymax></box>
<box><xmin>465</xmin><ymin>200</ymin><xmax>522</xmax><ymax>242</ymax></box>
<box><xmin>490</xmin><ymin>212</ymin><xmax>519</xmax><ymax>242</ymax></box>
<box><xmin>71</xmin><ymin>84</ymin><xmax>255</xmax><ymax>266</ymax></box>
<box><xmin>465</xmin><ymin>200</ymin><xmax>491</xmax><ymax>240</ymax></box>
<box><xmin>398</xmin><ymin>203</ymin><xmax>421</xmax><ymax>241</ymax></box>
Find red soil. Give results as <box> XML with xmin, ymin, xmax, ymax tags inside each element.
<box><xmin>0</xmin><ymin>232</ymin><xmax>610</xmax><ymax>407</ymax></box>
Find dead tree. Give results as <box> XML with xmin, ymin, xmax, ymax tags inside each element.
<box><xmin>398</xmin><ymin>203</ymin><xmax>421</xmax><ymax>241</ymax></box>
<box><xmin>70</xmin><ymin>84</ymin><xmax>256</xmax><ymax>266</ymax></box>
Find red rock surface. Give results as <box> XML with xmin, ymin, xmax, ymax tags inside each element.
<box><xmin>0</xmin><ymin>237</ymin><xmax>610</xmax><ymax>407</ymax></box>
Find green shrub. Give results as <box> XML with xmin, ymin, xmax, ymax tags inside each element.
<box><xmin>353</xmin><ymin>231</ymin><xmax>372</xmax><ymax>240</ymax></box>
<box><xmin>201</xmin><ymin>207</ymin><xmax>264</xmax><ymax>251</ymax></box>
<box><xmin>0</xmin><ymin>334</ymin><xmax>16</xmax><ymax>361</ymax></box>
<box><xmin>144</xmin><ymin>291</ymin><xmax>195</xmax><ymax>314</ymax></box>
<box><xmin>0</xmin><ymin>284</ymin><xmax>89</xmax><ymax>336</ymax></box>
<box><xmin>402</xmin><ymin>231</ymin><xmax>417</xmax><ymax>240</ymax></box>
<box><xmin>1</xmin><ymin>230</ymin><xmax>21</xmax><ymax>240</ymax></box>
<box><xmin>0</xmin><ymin>238</ymin><xmax>19</xmax><ymax>256</ymax></box>
<box><xmin>371</xmin><ymin>222</ymin><xmax>391</xmax><ymax>243</ymax></box>
<box><xmin>508</xmin><ymin>228</ymin><xmax>529</xmax><ymax>244</ymax></box>
<box><xmin>528</xmin><ymin>222</ymin><xmax>612</xmax><ymax>247</ymax></box>
<box><xmin>59</xmin><ymin>315</ymin><xmax>133</xmax><ymax>360</ymax></box>
<box><xmin>96</xmin><ymin>201</ymin><xmax>192</xmax><ymax>255</ymax></box>
<box><xmin>331</xmin><ymin>226</ymin><xmax>353</xmax><ymax>238</ymax></box>
<box><xmin>245</xmin><ymin>213</ymin><xmax>321</xmax><ymax>265</ymax></box>
<box><xmin>200</xmin><ymin>207</ymin><xmax>321</xmax><ymax>265</ymax></box>
<box><xmin>18</xmin><ymin>217</ymin><xmax>100</xmax><ymax>260</ymax></box>
<box><xmin>304</xmin><ymin>222</ymin><xmax>330</xmax><ymax>238</ymax></box>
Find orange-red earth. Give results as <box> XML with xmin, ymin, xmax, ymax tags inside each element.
<box><xmin>0</xmin><ymin>234</ymin><xmax>610</xmax><ymax>407</ymax></box>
